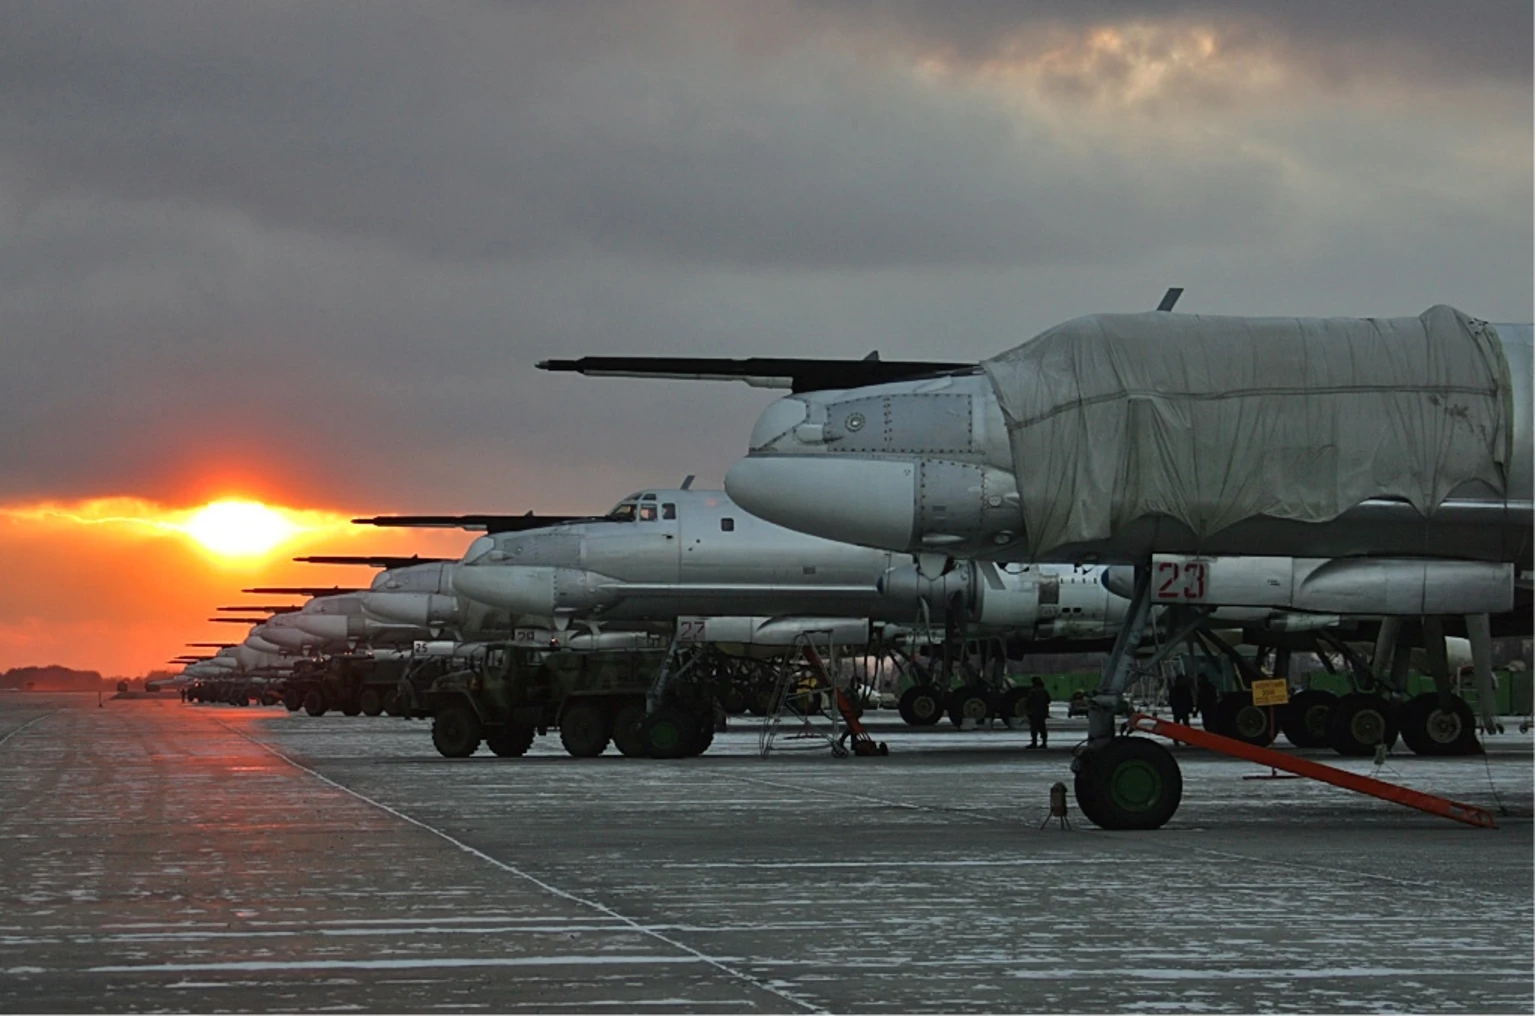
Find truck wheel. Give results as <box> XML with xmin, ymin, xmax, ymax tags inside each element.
<box><xmin>359</xmin><ymin>689</ymin><xmax>384</xmax><ymax>717</ymax></box>
<box><xmin>1216</xmin><ymin>692</ymin><xmax>1275</xmax><ymax>747</ymax></box>
<box><xmin>486</xmin><ymin>725</ymin><xmax>535</xmax><ymax>758</ymax></box>
<box><xmin>341</xmin><ymin>701</ymin><xmax>362</xmax><ymax>717</ymax></box>
<box><xmin>432</xmin><ymin>702</ymin><xmax>482</xmax><ymax>758</ymax></box>
<box><xmin>721</xmin><ymin>686</ymin><xmax>748</xmax><ymax>715</ymax></box>
<box><xmin>1398</xmin><ymin>693</ymin><xmax>1480</xmax><ymax>756</ymax></box>
<box><xmin>1329</xmin><ymin>693</ymin><xmax>1398</xmax><ymax>756</ymax></box>
<box><xmin>612</xmin><ymin>704</ymin><xmax>649</xmax><ymax>758</ymax></box>
<box><xmin>1280</xmin><ymin>690</ymin><xmax>1336</xmax><ymax>748</ymax></box>
<box><xmin>303</xmin><ymin>690</ymin><xmax>327</xmax><ymax>717</ymax></box>
<box><xmin>560</xmin><ymin>703</ymin><xmax>611</xmax><ymax>758</ymax></box>
<box><xmin>898</xmin><ymin>686</ymin><xmax>945</xmax><ymax>726</ymax></box>
<box><xmin>947</xmin><ymin>685</ymin><xmax>991</xmax><ymax>728</ymax></box>
<box><xmin>383</xmin><ymin>692</ymin><xmax>405</xmax><ymax>717</ymax></box>
<box><xmin>999</xmin><ymin>687</ymin><xmax>1031</xmax><ymax>730</ymax></box>
<box><xmin>644</xmin><ymin>707</ymin><xmax>695</xmax><ymax>759</ymax></box>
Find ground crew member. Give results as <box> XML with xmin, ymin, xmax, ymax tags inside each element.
<box><xmin>1025</xmin><ymin>677</ymin><xmax>1052</xmax><ymax>749</ymax></box>
<box><xmin>1196</xmin><ymin>675</ymin><xmax>1220</xmax><ymax>729</ymax></box>
<box><xmin>1169</xmin><ymin>675</ymin><xmax>1194</xmax><ymax>726</ymax></box>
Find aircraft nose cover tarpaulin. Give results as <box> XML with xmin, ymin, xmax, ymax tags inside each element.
<box><xmin>980</xmin><ymin>305</ymin><xmax>1512</xmax><ymax>558</ymax></box>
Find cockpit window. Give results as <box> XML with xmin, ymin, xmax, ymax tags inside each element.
<box><xmin>639</xmin><ymin>504</ymin><xmax>658</xmax><ymax>522</ymax></box>
<box><xmin>606</xmin><ymin>500</ymin><xmax>639</xmax><ymax>522</ymax></box>
<box><xmin>641</xmin><ymin>493</ymin><xmax>657</xmax><ymax>501</ymax></box>
<box><xmin>662</xmin><ymin>502</ymin><xmax>676</xmax><ymax>520</ymax></box>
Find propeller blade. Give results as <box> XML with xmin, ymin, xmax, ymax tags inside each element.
<box><xmin>292</xmin><ymin>554</ymin><xmax>456</xmax><ymax>567</ymax></box>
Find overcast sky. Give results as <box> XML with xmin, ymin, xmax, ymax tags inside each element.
<box><xmin>2</xmin><ymin>0</ymin><xmax>1531</xmax><ymax>515</ymax></box>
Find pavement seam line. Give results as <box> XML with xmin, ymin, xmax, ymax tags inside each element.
<box><xmin>0</xmin><ymin>712</ymin><xmax>54</xmax><ymax>748</ymax></box>
<box><xmin>228</xmin><ymin>723</ymin><xmax>825</xmax><ymax>1014</ymax></box>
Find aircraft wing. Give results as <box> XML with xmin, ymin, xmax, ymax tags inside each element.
<box><xmin>351</xmin><ymin>515</ymin><xmax>591</xmax><ymax>533</ymax></box>
<box><xmin>242</xmin><ymin>586</ymin><xmax>364</xmax><ymax>596</ymax></box>
<box><xmin>536</xmin><ymin>355</ymin><xmax>975</xmax><ymax>393</ymax></box>
<box><xmin>292</xmin><ymin>555</ymin><xmax>455</xmax><ymax>567</ymax></box>
<box><xmin>597</xmin><ymin>583</ymin><xmax>880</xmax><ymax>598</ymax></box>
<box><xmin>207</xmin><ymin>617</ymin><xmax>272</xmax><ymax>624</ymax></box>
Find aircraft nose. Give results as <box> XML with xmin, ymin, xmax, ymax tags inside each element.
<box><xmin>452</xmin><ymin>564</ymin><xmax>557</xmax><ymax>615</ymax></box>
<box><xmin>725</xmin><ymin>455</ymin><xmax>918</xmax><ymax>551</ymax></box>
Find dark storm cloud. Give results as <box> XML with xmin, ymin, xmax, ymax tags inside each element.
<box><xmin>0</xmin><ymin>1</ymin><xmax>1528</xmax><ymax>512</ymax></box>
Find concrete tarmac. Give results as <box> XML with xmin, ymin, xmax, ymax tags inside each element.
<box><xmin>0</xmin><ymin>692</ymin><xmax>1531</xmax><ymax>1013</ymax></box>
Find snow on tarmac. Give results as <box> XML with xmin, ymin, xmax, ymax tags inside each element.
<box><xmin>0</xmin><ymin>693</ymin><xmax>1530</xmax><ymax>1013</ymax></box>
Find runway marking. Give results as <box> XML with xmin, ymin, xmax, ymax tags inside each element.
<box><xmin>0</xmin><ymin>712</ymin><xmax>53</xmax><ymax>749</ymax></box>
<box><xmin>226</xmin><ymin>724</ymin><xmax>824</xmax><ymax>1014</ymax></box>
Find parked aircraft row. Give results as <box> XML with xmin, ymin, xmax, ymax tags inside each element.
<box><xmin>173</xmin><ymin>297</ymin><xmax>1531</xmax><ymax>830</ymax></box>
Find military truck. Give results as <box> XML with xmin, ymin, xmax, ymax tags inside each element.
<box><xmin>282</xmin><ymin>653</ymin><xmax>411</xmax><ymax>717</ymax></box>
<box><xmin>415</xmin><ymin>643</ymin><xmax>718</xmax><ymax>759</ymax></box>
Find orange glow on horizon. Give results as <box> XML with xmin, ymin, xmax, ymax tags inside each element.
<box><xmin>0</xmin><ymin>494</ymin><xmax>474</xmax><ymax>677</ymax></box>
<box><xmin>0</xmin><ymin>496</ymin><xmax>354</xmax><ymax>563</ymax></box>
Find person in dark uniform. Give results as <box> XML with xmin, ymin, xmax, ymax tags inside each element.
<box><xmin>1169</xmin><ymin>675</ymin><xmax>1194</xmax><ymax>727</ymax></box>
<box><xmin>1025</xmin><ymin>677</ymin><xmax>1052</xmax><ymax>749</ymax></box>
<box><xmin>1196</xmin><ymin>675</ymin><xmax>1220</xmax><ymax>729</ymax></box>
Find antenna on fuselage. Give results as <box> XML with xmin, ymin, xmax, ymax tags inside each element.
<box><xmin>680</xmin><ymin>475</ymin><xmax>695</xmax><ymax>490</ymax></box>
<box><xmin>1156</xmin><ymin>287</ymin><xmax>1184</xmax><ymax>312</ymax></box>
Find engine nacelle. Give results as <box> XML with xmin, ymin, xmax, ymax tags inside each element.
<box><xmin>362</xmin><ymin>592</ymin><xmax>462</xmax><ymax>627</ymax></box>
<box><xmin>453</xmin><ymin>565</ymin><xmax>618</xmax><ymax>616</ymax></box>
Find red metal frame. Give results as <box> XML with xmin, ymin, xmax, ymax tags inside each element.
<box><xmin>1127</xmin><ymin>712</ymin><xmax>1497</xmax><ymax>829</ymax></box>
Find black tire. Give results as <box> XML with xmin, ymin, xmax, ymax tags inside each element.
<box><xmin>1072</xmin><ymin>737</ymin><xmax>1183</xmax><ymax>830</ymax></box>
<box><xmin>1398</xmin><ymin>693</ymin><xmax>1481</xmax><ymax>756</ymax></box>
<box><xmin>612</xmin><ymin>703</ymin><xmax>649</xmax><ymax>758</ymax></box>
<box><xmin>486</xmin><ymin>725</ymin><xmax>535</xmax><ymax>758</ymax></box>
<box><xmin>359</xmin><ymin>689</ymin><xmax>384</xmax><ymax>717</ymax></box>
<box><xmin>689</xmin><ymin>722</ymin><xmax>715</xmax><ymax>757</ymax></box>
<box><xmin>643</xmin><ymin>707</ymin><xmax>696</xmax><ymax>759</ymax></box>
<box><xmin>431</xmin><ymin>701</ymin><xmax>483</xmax><ymax>758</ymax></box>
<box><xmin>340</xmin><ymin>701</ymin><xmax>362</xmax><ymax>717</ymax></box>
<box><xmin>384</xmin><ymin>692</ymin><xmax>406</xmax><ymax>717</ymax></box>
<box><xmin>1281</xmin><ymin>689</ymin><xmax>1336</xmax><ymax>748</ymax></box>
<box><xmin>947</xmin><ymin>685</ymin><xmax>991</xmax><ymax>728</ymax></box>
<box><xmin>999</xmin><ymin>687</ymin><xmax>1031</xmax><ymax>730</ymax></box>
<box><xmin>559</xmin><ymin>703</ymin><xmax>611</xmax><ymax>758</ymax></box>
<box><xmin>898</xmin><ymin>686</ymin><xmax>945</xmax><ymax>726</ymax></box>
<box><xmin>1329</xmin><ymin>693</ymin><xmax>1398</xmax><ymax>756</ymax></box>
<box><xmin>721</xmin><ymin>686</ymin><xmax>749</xmax><ymax>715</ymax></box>
<box><xmin>1217</xmin><ymin>692</ymin><xmax>1276</xmax><ymax>747</ymax></box>
<box><xmin>303</xmin><ymin>690</ymin><xmax>327</xmax><ymax>717</ymax></box>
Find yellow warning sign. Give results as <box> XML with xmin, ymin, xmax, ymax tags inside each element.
<box><xmin>1251</xmin><ymin>678</ymin><xmax>1290</xmax><ymax>707</ymax></box>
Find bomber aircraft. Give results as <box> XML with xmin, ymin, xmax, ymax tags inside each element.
<box><xmin>541</xmin><ymin>300</ymin><xmax>1532</xmax><ymax>827</ymax></box>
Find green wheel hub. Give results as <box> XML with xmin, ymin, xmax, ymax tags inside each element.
<box><xmin>649</xmin><ymin>719</ymin><xmax>682</xmax><ymax>752</ymax></box>
<box><xmin>1107</xmin><ymin>758</ymin><xmax>1163</xmax><ymax>813</ymax></box>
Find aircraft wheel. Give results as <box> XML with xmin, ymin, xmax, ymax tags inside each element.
<box><xmin>486</xmin><ymin>725</ymin><xmax>535</xmax><ymax>758</ymax></box>
<box><xmin>359</xmin><ymin>689</ymin><xmax>384</xmax><ymax>717</ymax></box>
<box><xmin>689</xmin><ymin>720</ymin><xmax>715</xmax><ymax>757</ymax></box>
<box><xmin>560</xmin><ymin>703</ymin><xmax>611</xmax><ymax>758</ymax></box>
<box><xmin>1281</xmin><ymin>690</ymin><xmax>1336</xmax><ymax>748</ymax></box>
<box><xmin>721</xmin><ymin>686</ymin><xmax>748</xmax><ymax>715</ymax></box>
<box><xmin>341</xmin><ymin>701</ymin><xmax>362</xmax><ymax>717</ymax></box>
<box><xmin>747</xmin><ymin>688</ymin><xmax>774</xmax><ymax>716</ymax></box>
<box><xmin>1329</xmin><ymin>693</ymin><xmax>1398</xmax><ymax>756</ymax></box>
<box><xmin>1218</xmin><ymin>692</ymin><xmax>1276</xmax><ymax>747</ymax></box>
<box><xmin>643</xmin><ymin>707</ymin><xmax>696</xmax><ymax>759</ymax></box>
<box><xmin>431</xmin><ymin>701</ymin><xmax>482</xmax><ymax>758</ymax></box>
<box><xmin>303</xmin><ymin>690</ymin><xmax>327</xmax><ymax>717</ymax></box>
<box><xmin>999</xmin><ymin>687</ymin><xmax>1031</xmax><ymax>730</ymax></box>
<box><xmin>1072</xmin><ymin>737</ymin><xmax>1182</xmax><ymax>830</ymax></box>
<box><xmin>898</xmin><ymin>686</ymin><xmax>945</xmax><ymax>726</ymax></box>
<box><xmin>947</xmin><ymin>685</ymin><xmax>991</xmax><ymax>728</ymax></box>
<box><xmin>1398</xmin><ymin>693</ymin><xmax>1481</xmax><ymax>756</ymax></box>
<box><xmin>612</xmin><ymin>703</ymin><xmax>650</xmax><ymax>758</ymax></box>
<box><xmin>383</xmin><ymin>693</ymin><xmax>405</xmax><ymax>717</ymax></box>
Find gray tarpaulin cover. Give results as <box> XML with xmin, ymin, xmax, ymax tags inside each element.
<box><xmin>981</xmin><ymin>305</ymin><xmax>1512</xmax><ymax>557</ymax></box>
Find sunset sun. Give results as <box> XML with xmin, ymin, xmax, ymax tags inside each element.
<box><xmin>179</xmin><ymin>499</ymin><xmax>304</xmax><ymax>557</ymax></box>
